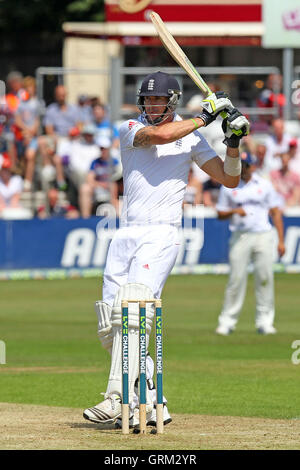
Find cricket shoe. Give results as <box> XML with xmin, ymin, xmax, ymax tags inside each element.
<box><xmin>215</xmin><ymin>325</ymin><xmax>233</xmax><ymax>336</ymax></box>
<box><xmin>83</xmin><ymin>393</ymin><xmax>122</xmax><ymax>424</ymax></box>
<box><xmin>115</xmin><ymin>404</ymin><xmax>172</xmax><ymax>429</ymax></box>
<box><xmin>257</xmin><ymin>326</ymin><xmax>277</xmax><ymax>335</ymax></box>
<box><xmin>147</xmin><ymin>404</ymin><xmax>172</xmax><ymax>427</ymax></box>
<box><xmin>115</xmin><ymin>403</ymin><xmax>153</xmax><ymax>429</ymax></box>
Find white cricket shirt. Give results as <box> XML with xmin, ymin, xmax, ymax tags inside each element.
<box><xmin>119</xmin><ymin>114</ymin><xmax>217</xmax><ymax>227</ymax></box>
<box><xmin>0</xmin><ymin>175</ymin><xmax>23</xmax><ymax>204</ymax></box>
<box><xmin>216</xmin><ymin>173</ymin><xmax>280</xmax><ymax>233</ymax></box>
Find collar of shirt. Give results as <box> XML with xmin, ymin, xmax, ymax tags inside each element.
<box><xmin>239</xmin><ymin>173</ymin><xmax>260</xmax><ymax>189</ymax></box>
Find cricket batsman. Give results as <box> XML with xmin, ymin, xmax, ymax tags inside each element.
<box><xmin>83</xmin><ymin>71</ymin><xmax>249</xmax><ymax>427</ymax></box>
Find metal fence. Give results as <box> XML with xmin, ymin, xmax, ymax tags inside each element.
<box><xmin>110</xmin><ymin>58</ymin><xmax>282</xmax><ymax>122</ymax></box>
<box><xmin>35</xmin><ymin>61</ymin><xmax>300</xmax><ymax>122</ymax></box>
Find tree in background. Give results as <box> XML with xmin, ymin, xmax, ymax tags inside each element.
<box><xmin>0</xmin><ymin>0</ymin><xmax>104</xmax><ymax>32</ymax></box>
<box><xmin>0</xmin><ymin>0</ymin><xmax>105</xmax><ymax>81</ymax></box>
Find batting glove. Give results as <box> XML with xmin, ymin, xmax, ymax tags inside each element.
<box><xmin>222</xmin><ymin>108</ymin><xmax>250</xmax><ymax>148</ymax></box>
<box><xmin>198</xmin><ymin>91</ymin><xmax>233</xmax><ymax>126</ymax></box>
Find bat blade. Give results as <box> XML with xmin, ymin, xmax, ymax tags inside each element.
<box><xmin>150</xmin><ymin>11</ymin><xmax>212</xmax><ymax>97</ymax></box>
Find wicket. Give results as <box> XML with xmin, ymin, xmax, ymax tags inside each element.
<box><xmin>121</xmin><ymin>298</ymin><xmax>163</xmax><ymax>435</ymax></box>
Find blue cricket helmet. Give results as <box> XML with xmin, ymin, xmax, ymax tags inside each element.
<box><xmin>137</xmin><ymin>71</ymin><xmax>182</xmax><ymax>124</ymax></box>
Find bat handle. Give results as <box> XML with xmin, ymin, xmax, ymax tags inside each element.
<box><xmin>220</xmin><ymin>104</ymin><xmax>235</xmax><ymax>119</ymax></box>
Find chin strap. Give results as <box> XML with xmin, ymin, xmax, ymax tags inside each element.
<box><xmin>145</xmin><ymin>106</ymin><xmax>172</xmax><ymax>126</ymax></box>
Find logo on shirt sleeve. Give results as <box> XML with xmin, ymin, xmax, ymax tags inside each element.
<box><xmin>128</xmin><ymin>121</ymin><xmax>137</xmax><ymax>130</ymax></box>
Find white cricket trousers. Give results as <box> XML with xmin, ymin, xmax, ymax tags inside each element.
<box><xmin>102</xmin><ymin>224</ymin><xmax>180</xmax><ymax>305</ymax></box>
<box><xmin>218</xmin><ymin>230</ymin><xmax>275</xmax><ymax>330</ymax></box>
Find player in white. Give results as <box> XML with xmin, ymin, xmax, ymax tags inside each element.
<box><xmin>215</xmin><ymin>152</ymin><xmax>285</xmax><ymax>336</ymax></box>
<box><xmin>83</xmin><ymin>72</ymin><xmax>249</xmax><ymax>427</ymax></box>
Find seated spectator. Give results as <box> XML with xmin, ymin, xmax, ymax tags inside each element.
<box><xmin>253</xmin><ymin>142</ymin><xmax>270</xmax><ymax>179</ymax></box>
<box><xmin>79</xmin><ymin>136</ymin><xmax>119</xmax><ymax>218</ymax></box>
<box><xmin>52</xmin><ymin>126</ymin><xmax>81</xmax><ymax>190</ymax></box>
<box><xmin>38</xmin><ymin>85</ymin><xmax>81</xmax><ymax>180</ymax></box>
<box><xmin>90</xmin><ymin>96</ymin><xmax>102</xmax><ymax>108</ymax></box>
<box><xmin>183</xmin><ymin>168</ymin><xmax>202</xmax><ymax>206</ymax></box>
<box><xmin>264</xmin><ymin>118</ymin><xmax>292</xmax><ymax>172</ymax></box>
<box><xmin>41</xmin><ymin>124</ymin><xmax>100</xmax><ymax>199</ymax></box>
<box><xmin>49</xmin><ymin>124</ymin><xmax>100</xmax><ymax>207</ymax></box>
<box><xmin>0</xmin><ymin>152</ymin><xmax>23</xmax><ymax>213</ymax></box>
<box><xmin>37</xmin><ymin>187</ymin><xmax>79</xmax><ymax>219</ymax></box>
<box><xmin>287</xmin><ymin>138</ymin><xmax>300</xmax><ymax>177</ymax></box>
<box><xmin>0</xmin><ymin>112</ymin><xmax>14</xmax><ymax>167</ymax></box>
<box><xmin>42</xmin><ymin>85</ymin><xmax>80</xmax><ymax>138</ymax></box>
<box><xmin>76</xmin><ymin>94</ymin><xmax>93</xmax><ymax>126</ymax></box>
<box><xmin>257</xmin><ymin>73</ymin><xmax>286</xmax><ymax>124</ymax></box>
<box><xmin>270</xmin><ymin>152</ymin><xmax>300</xmax><ymax>207</ymax></box>
<box><xmin>14</xmin><ymin>76</ymin><xmax>42</xmax><ymax>191</ymax></box>
<box><xmin>92</xmin><ymin>103</ymin><xmax>120</xmax><ymax>160</ymax></box>
<box><xmin>203</xmin><ymin>177</ymin><xmax>221</xmax><ymax>207</ymax></box>
<box><xmin>65</xmin><ymin>124</ymin><xmax>101</xmax><ymax>187</ymax></box>
<box><xmin>2</xmin><ymin>71</ymin><xmax>27</xmax><ymax>167</ymax></box>
<box><xmin>5</xmin><ymin>71</ymin><xmax>27</xmax><ymax>115</ymax></box>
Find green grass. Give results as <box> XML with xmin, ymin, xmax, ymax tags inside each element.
<box><xmin>1</xmin><ymin>274</ymin><xmax>300</xmax><ymax>419</ymax></box>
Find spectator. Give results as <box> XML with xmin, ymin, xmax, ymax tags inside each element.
<box><xmin>183</xmin><ymin>168</ymin><xmax>202</xmax><ymax>206</ymax></box>
<box><xmin>203</xmin><ymin>177</ymin><xmax>221</xmax><ymax>207</ymax></box>
<box><xmin>287</xmin><ymin>138</ymin><xmax>300</xmax><ymax>177</ymax></box>
<box><xmin>0</xmin><ymin>112</ymin><xmax>14</xmax><ymax>167</ymax></box>
<box><xmin>38</xmin><ymin>85</ymin><xmax>81</xmax><ymax>189</ymax></box>
<box><xmin>37</xmin><ymin>186</ymin><xmax>79</xmax><ymax>219</ymax></box>
<box><xmin>52</xmin><ymin>126</ymin><xmax>81</xmax><ymax>191</ymax></box>
<box><xmin>2</xmin><ymin>71</ymin><xmax>27</xmax><ymax>167</ymax></box>
<box><xmin>264</xmin><ymin>118</ymin><xmax>291</xmax><ymax>172</ymax></box>
<box><xmin>42</xmin><ymin>85</ymin><xmax>80</xmax><ymax>138</ymax></box>
<box><xmin>5</xmin><ymin>71</ymin><xmax>27</xmax><ymax>115</ymax></box>
<box><xmin>14</xmin><ymin>76</ymin><xmax>42</xmax><ymax>191</ymax></box>
<box><xmin>76</xmin><ymin>94</ymin><xmax>93</xmax><ymax>126</ymax></box>
<box><xmin>252</xmin><ymin>143</ymin><xmax>270</xmax><ymax>179</ymax></box>
<box><xmin>257</xmin><ymin>73</ymin><xmax>286</xmax><ymax>123</ymax></box>
<box><xmin>270</xmin><ymin>152</ymin><xmax>300</xmax><ymax>207</ymax></box>
<box><xmin>79</xmin><ymin>136</ymin><xmax>119</xmax><ymax>218</ymax></box>
<box><xmin>92</xmin><ymin>103</ymin><xmax>120</xmax><ymax>160</ymax></box>
<box><xmin>90</xmin><ymin>96</ymin><xmax>102</xmax><ymax>108</ymax></box>
<box><xmin>0</xmin><ymin>152</ymin><xmax>23</xmax><ymax>213</ymax></box>
<box><xmin>61</xmin><ymin>124</ymin><xmax>101</xmax><ymax>208</ymax></box>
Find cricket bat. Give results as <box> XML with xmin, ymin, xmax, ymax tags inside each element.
<box><xmin>150</xmin><ymin>11</ymin><xmax>234</xmax><ymax>120</ymax></box>
<box><xmin>150</xmin><ymin>11</ymin><xmax>212</xmax><ymax>97</ymax></box>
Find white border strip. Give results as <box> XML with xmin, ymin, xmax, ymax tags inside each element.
<box><xmin>63</xmin><ymin>21</ymin><xmax>263</xmax><ymax>37</ymax></box>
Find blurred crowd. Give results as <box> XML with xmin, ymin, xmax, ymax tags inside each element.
<box><xmin>1</xmin><ymin>71</ymin><xmax>300</xmax><ymax>219</ymax></box>
<box><xmin>0</xmin><ymin>71</ymin><xmax>122</xmax><ymax>219</ymax></box>
<box><xmin>186</xmin><ymin>116</ymin><xmax>300</xmax><ymax>212</ymax></box>
<box><xmin>185</xmin><ymin>73</ymin><xmax>300</xmax><ymax>212</ymax></box>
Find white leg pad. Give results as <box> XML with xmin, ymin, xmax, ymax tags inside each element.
<box><xmin>95</xmin><ymin>301</ymin><xmax>113</xmax><ymax>354</ymax></box>
<box><xmin>106</xmin><ymin>283</ymin><xmax>155</xmax><ymax>402</ymax></box>
<box><xmin>112</xmin><ymin>283</ymin><xmax>155</xmax><ymax>333</ymax></box>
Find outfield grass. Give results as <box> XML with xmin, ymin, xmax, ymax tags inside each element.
<box><xmin>0</xmin><ymin>274</ymin><xmax>300</xmax><ymax>419</ymax></box>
